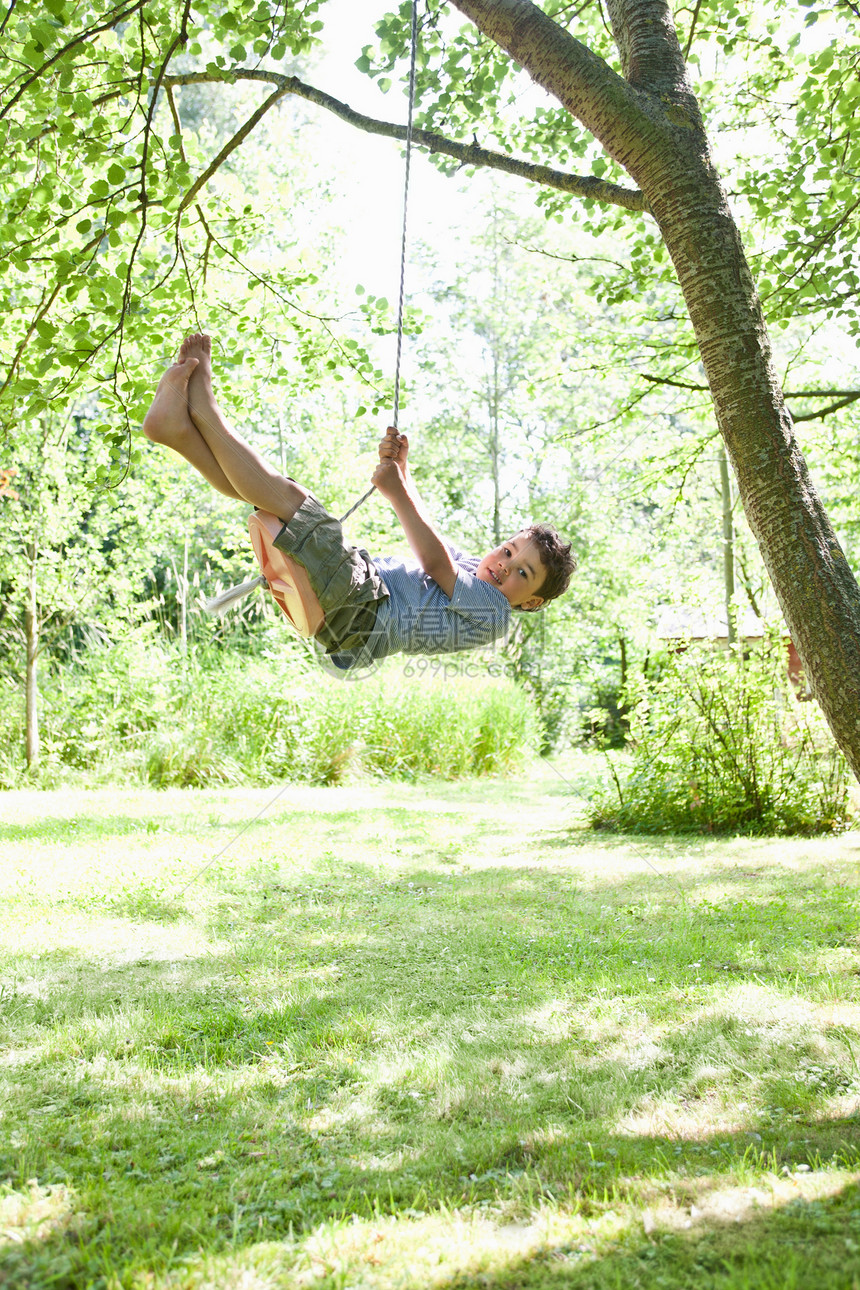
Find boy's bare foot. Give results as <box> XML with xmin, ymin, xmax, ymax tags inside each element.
<box><xmin>141</xmin><ymin>350</ymin><xmax>245</xmax><ymax>500</ymax></box>
<box><xmin>182</xmin><ymin>332</ymin><xmax>218</xmax><ymax>432</ymax></box>
<box><xmin>177</xmin><ymin>330</ymin><xmax>308</xmax><ymax>520</ymax></box>
<box><xmin>141</xmin><ymin>356</ymin><xmax>199</xmax><ymax>447</ymax></box>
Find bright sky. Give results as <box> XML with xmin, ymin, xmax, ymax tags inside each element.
<box><xmin>309</xmin><ymin>0</ymin><xmax>473</xmax><ymax>301</ymax></box>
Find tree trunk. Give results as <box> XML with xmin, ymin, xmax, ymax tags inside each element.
<box><xmin>24</xmin><ymin>544</ymin><xmax>39</xmax><ymax>771</ymax></box>
<box><xmin>450</xmin><ymin>0</ymin><xmax>860</xmax><ymax>780</ymax></box>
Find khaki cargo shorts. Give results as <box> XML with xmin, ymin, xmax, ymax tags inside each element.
<box><xmin>272</xmin><ymin>496</ymin><xmax>389</xmax><ymax>655</ymax></box>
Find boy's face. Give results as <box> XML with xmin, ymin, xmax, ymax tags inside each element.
<box><xmin>476</xmin><ymin>533</ymin><xmax>546</xmax><ymax>610</ymax></box>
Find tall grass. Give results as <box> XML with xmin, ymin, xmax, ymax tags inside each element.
<box><xmin>0</xmin><ymin>636</ymin><xmax>540</xmax><ymax>787</ymax></box>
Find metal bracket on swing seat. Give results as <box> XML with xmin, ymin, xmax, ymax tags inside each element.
<box><xmin>248</xmin><ymin>510</ymin><xmax>325</xmax><ymax>639</ymax></box>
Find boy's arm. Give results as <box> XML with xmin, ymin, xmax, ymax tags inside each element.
<box><xmin>373</xmin><ymin>430</ymin><xmax>458</xmax><ymax>597</ymax></box>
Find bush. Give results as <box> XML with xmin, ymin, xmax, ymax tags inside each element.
<box><xmin>588</xmin><ymin>638</ymin><xmax>851</xmax><ymax>836</ymax></box>
<box><xmin>0</xmin><ymin>637</ymin><xmax>540</xmax><ymax>787</ymax></box>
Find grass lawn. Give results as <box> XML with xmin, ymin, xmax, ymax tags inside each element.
<box><xmin>1</xmin><ymin>752</ymin><xmax>859</xmax><ymax>1289</ymax></box>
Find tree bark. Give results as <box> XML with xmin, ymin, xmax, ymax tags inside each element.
<box><xmin>450</xmin><ymin>0</ymin><xmax>860</xmax><ymax>780</ymax></box>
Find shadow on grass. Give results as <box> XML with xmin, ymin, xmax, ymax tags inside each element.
<box><xmin>0</xmin><ymin>816</ymin><xmax>186</xmax><ymax>844</ymax></box>
<box><xmin>1</xmin><ymin>1116</ymin><xmax>858</xmax><ymax>1288</ymax></box>
<box><xmin>1</xmin><ymin>851</ymin><xmax>858</xmax><ymax>1286</ymax></box>
<box><xmin>444</xmin><ymin>1177</ymin><xmax>860</xmax><ymax>1288</ymax></box>
<box><xmin>428</xmin><ymin>1177</ymin><xmax>860</xmax><ymax>1289</ymax></box>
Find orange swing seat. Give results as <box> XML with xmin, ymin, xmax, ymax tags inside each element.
<box><xmin>248</xmin><ymin>510</ymin><xmax>325</xmax><ymax>639</ymax></box>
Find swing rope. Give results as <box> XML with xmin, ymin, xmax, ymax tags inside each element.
<box><xmin>339</xmin><ymin>0</ymin><xmax>420</xmax><ymax>524</ymax></box>
<box><xmin>204</xmin><ymin>3</ymin><xmax>421</xmax><ymax>619</ymax></box>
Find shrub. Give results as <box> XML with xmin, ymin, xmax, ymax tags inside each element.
<box><xmin>588</xmin><ymin>637</ymin><xmax>851</xmax><ymax>836</ymax></box>
<box><xmin>0</xmin><ymin>638</ymin><xmax>539</xmax><ymax>787</ymax></box>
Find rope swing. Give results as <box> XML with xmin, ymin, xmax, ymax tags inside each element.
<box><xmin>339</xmin><ymin>0</ymin><xmax>420</xmax><ymax>523</ymax></box>
<box><xmin>207</xmin><ymin>1</ymin><xmax>420</xmax><ymax>621</ymax></box>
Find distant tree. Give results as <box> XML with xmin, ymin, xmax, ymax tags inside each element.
<box><xmin>0</xmin><ymin>413</ymin><xmax>254</xmax><ymax>770</ymax></box>
<box><xmin>1</xmin><ymin>416</ymin><xmax>123</xmax><ymax>768</ymax></box>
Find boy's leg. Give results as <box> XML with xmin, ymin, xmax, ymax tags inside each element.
<box><xmin>183</xmin><ymin>333</ymin><xmax>309</xmax><ymax>523</ymax></box>
<box><xmin>142</xmin><ymin>357</ymin><xmax>245</xmax><ymax>501</ymax></box>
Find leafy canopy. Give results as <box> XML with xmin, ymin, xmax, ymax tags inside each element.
<box><xmin>2</xmin><ymin>0</ymin><xmax>858</xmax><ymax>464</ymax></box>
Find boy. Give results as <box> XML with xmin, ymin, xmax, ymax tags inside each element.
<box><xmin>143</xmin><ymin>334</ymin><xmax>575</xmax><ymax>669</ymax></box>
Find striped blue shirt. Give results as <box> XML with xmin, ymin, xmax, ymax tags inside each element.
<box><xmin>332</xmin><ymin>546</ymin><xmax>511</xmax><ymax>670</ymax></box>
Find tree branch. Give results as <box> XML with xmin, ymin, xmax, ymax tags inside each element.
<box><xmin>509</xmin><ymin>237</ymin><xmax>638</xmax><ymax>277</ymax></box>
<box><xmin>639</xmin><ymin>372</ymin><xmax>707</xmax><ymax>391</ymax></box>
<box><xmin>0</xmin><ymin>0</ymin><xmax>148</xmax><ymax>121</ymax></box>
<box><xmin>0</xmin><ymin>281</ymin><xmax>63</xmax><ymax>402</ymax></box>
<box><xmin>165</xmin><ymin>70</ymin><xmax>649</xmax><ymax>214</ymax></box>
<box><xmin>791</xmin><ymin>391</ymin><xmax>860</xmax><ymax>423</ymax></box>
<box><xmin>0</xmin><ymin>1</ymin><xmax>16</xmax><ymax>39</ymax></box>
<box><xmin>639</xmin><ymin>372</ymin><xmax>860</xmax><ymax>421</ymax></box>
<box><xmin>167</xmin><ymin>84</ymin><xmax>212</xmax><ymax>317</ymax></box>
<box><xmin>681</xmin><ymin>0</ymin><xmax>705</xmax><ymax>60</ymax></box>
<box><xmin>177</xmin><ymin>82</ymin><xmax>291</xmax><ymax>212</ymax></box>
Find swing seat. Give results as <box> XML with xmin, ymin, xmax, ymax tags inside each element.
<box><xmin>248</xmin><ymin>510</ymin><xmax>325</xmax><ymax>639</ymax></box>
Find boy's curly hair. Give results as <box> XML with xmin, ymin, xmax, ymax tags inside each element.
<box><xmin>523</xmin><ymin>523</ymin><xmax>576</xmax><ymax>607</ymax></box>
